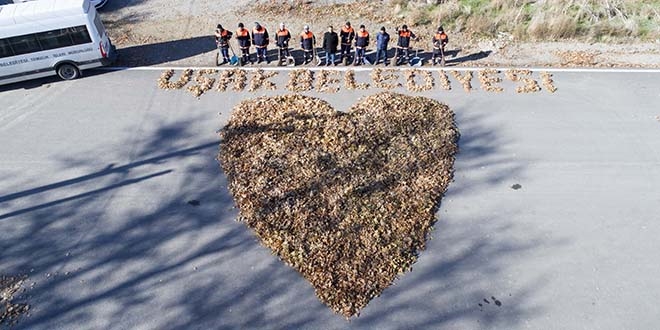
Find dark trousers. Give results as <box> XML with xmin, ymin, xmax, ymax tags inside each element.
<box><xmin>354</xmin><ymin>47</ymin><xmax>366</xmax><ymax>64</ymax></box>
<box><xmin>256</xmin><ymin>46</ymin><xmax>267</xmax><ymax>61</ymax></box>
<box><xmin>396</xmin><ymin>47</ymin><xmax>410</xmax><ymax>63</ymax></box>
<box><xmin>432</xmin><ymin>46</ymin><xmax>445</xmax><ymax>58</ymax></box>
<box><xmin>325</xmin><ymin>51</ymin><xmax>336</xmax><ymax>65</ymax></box>
<box><xmin>375</xmin><ymin>49</ymin><xmax>387</xmax><ymax>64</ymax></box>
<box><xmin>219</xmin><ymin>46</ymin><xmax>229</xmax><ymax>60</ymax></box>
<box><xmin>340</xmin><ymin>44</ymin><xmax>351</xmax><ymax>61</ymax></box>
<box><xmin>240</xmin><ymin>47</ymin><xmax>250</xmax><ymax>64</ymax></box>
<box><xmin>278</xmin><ymin>47</ymin><xmax>290</xmax><ymax>59</ymax></box>
<box><xmin>303</xmin><ymin>49</ymin><xmax>313</xmax><ymax>62</ymax></box>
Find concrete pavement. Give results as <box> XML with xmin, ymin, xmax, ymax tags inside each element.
<box><xmin>1</xmin><ymin>68</ymin><xmax>660</xmax><ymax>329</ymax></box>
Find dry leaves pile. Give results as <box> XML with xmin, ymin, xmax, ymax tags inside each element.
<box><xmin>315</xmin><ymin>70</ymin><xmax>341</xmax><ymax>93</ymax></box>
<box><xmin>539</xmin><ymin>71</ymin><xmax>558</xmax><ymax>93</ymax></box>
<box><xmin>371</xmin><ymin>69</ymin><xmax>402</xmax><ymax>90</ymax></box>
<box><xmin>158</xmin><ymin>69</ymin><xmax>192</xmax><ymax>90</ymax></box>
<box><xmin>478</xmin><ymin>69</ymin><xmax>504</xmax><ymax>93</ymax></box>
<box><xmin>219</xmin><ymin>92</ymin><xmax>459</xmax><ymax>317</ymax></box>
<box><xmin>344</xmin><ymin>70</ymin><xmax>370</xmax><ymax>90</ymax></box>
<box><xmin>287</xmin><ymin>69</ymin><xmax>314</xmax><ymax>92</ymax></box>
<box><xmin>187</xmin><ymin>69</ymin><xmax>218</xmax><ymax>97</ymax></box>
<box><xmin>438</xmin><ymin>70</ymin><xmax>452</xmax><ymax>90</ymax></box>
<box><xmin>1</xmin><ymin>275</ymin><xmax>29</xmax><ymax>328</ymax></box>
<box><xmin>554</xmin><ymin>50</ymin><xmax>600</xmax><ymax>66</ymax></box>
<box><xmin>451</xmin><ymin>71</ymin><xmax>473</xmax><ymax>92</ymax></box>
<box><xmin>505</xmin><ymin>69</ymin><xmax>541</xmax><ymax>93</ymax></box>
<box><xmin>404</xmin><ymin>69</ymin><xmax>434</xmax><ymax>93</ymax></box>
<box><xmin>249</xmin><ymin>69</ymin><xmax>279</xmax><ymax>92</ymax></box>
<box><xmin>217</xmin><ymin>69</ymin><xmax>248</xmax><ymax>92</ymax></box>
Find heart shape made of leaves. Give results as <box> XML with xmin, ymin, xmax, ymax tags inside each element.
<box><xmin>219</xmin><ymin>92</ymin><xmax>459</xmax><ymax>317</ymax></box>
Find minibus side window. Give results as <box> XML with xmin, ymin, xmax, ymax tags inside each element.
<box><xmin>8</xmin><ymin>34</ymin><xmax>41</xmax><ymax>56</ymax></box>
<box><xmin>0</xmin><ymin>39</ymin><xmax>14</xmax><ymax>58</ymax></box>
<box><xmin>36</xmin><ymin>28</ymin><xmax>74</xmax><ymax>50</ymax></box>
<box><xmin>69</xmin><ymin>26</ymin><xmax>92</xmax><ymax>45</ymax></box>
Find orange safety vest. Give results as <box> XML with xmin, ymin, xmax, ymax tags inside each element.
<box><xmin>399</xmin><ymin>30</ymin><xmax>412</xmax><ymax>38</ymax></box>
<box><xmin>357</xmin><ymin>30</ymin><xmax>369</xmax><ymax>38</ymax></box>
<box><xmin>435</xmin><ymin>32</ymin><xmax>447</xmax><ymax>41</ymax></box>
<box><xmin>277</xmin><ymin>29</ymin><xmax>290</xmax><ymax>37</ymax></box>
<box><xmin>236</xmin><ymin>28</ymin><xmax>249</xmax><ymax>37</ymax></box>
<box><xmin>300</xmin><ymin>31</ymin><xmax>314</xmax><ymax>39</ymax></box>
<box><xmin>342</xmin><ymin>26</ymin><xmax>354</xmax><ymax>34</ymax></box>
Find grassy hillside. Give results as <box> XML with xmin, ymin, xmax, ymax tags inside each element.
<box><xmin>397</xmin><ymin>0</ymin><xmax>660</xmax><ymax>42</ymax></box>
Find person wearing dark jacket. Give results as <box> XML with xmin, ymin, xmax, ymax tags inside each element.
<box><xmin>339</xmin><ymin>21</ymin><xmax>355</xmax><ymax>64</ymax></box>
<box><xmin>214</xmin><ymin>24</ymin><xmax>233</xmax><ymax>65</ymax></box>
<box><xmin>432</xmin><ymin>26</ymin><xmax>449</xmax><ymax>65</ymax></box>
<box><xmin>374</xmin><ymin>26</ymin><xmax>390</xmax><ymax>65</ymax></box>
<box><xmin>353</xmin><ymin>24</ymin><xmax>369</xmax><ymax>66</ymax></box>
<box><xmin>395</xmin><ymin>24</ymin><xmax>417</xmax><ymax>65</ymax></box>
<box><xmin>235</xmin><ymin>22</ymin><xmax>251</xmax><ymax>65</ymax></box>
<box><xmin>251</xmin><ymin>22</ymin><xmax>269</xmax><ymax>63</ymax></box>
<box><xmin>299</xmin><ymin>25</ymin><xmax>316</xmax><ymax>64</ymax></box>
<box><xmin>276</xmin><ymin>22</ymin><xmax>291</xmax><ymax>62</ymax></box>
<box><xmin>322</xmin><ymin>25</ymin><xmax>339</xmax><ymax>66</ymax></box>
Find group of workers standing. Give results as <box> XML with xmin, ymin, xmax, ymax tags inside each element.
<box><xmin>215</xmin><ymin>21</ymin><xmax>449</xmax><ymax>67</ymax></box>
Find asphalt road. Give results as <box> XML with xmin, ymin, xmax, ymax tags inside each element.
<box><xmin>1</xmin><ymin>68</ymin><xmax>660</xmax><ymax>329</ymax></box>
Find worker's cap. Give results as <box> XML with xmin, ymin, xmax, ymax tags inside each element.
<box><xmin>254</xmin><ymin>22</ymin><xmax>261</xmax><ymax>28</ymax></box>
<box><xmin>217</xmin><ymin>24</ymin><xmax>222</xmax><ymax>29</ymax></box>
<box><xmin>238</xmin><ymin>22</ymin><xmax>244</xmax><ymax>28</ymax></box>
<box><xmin>402</xmin><ymin>24</ymin><xmax>408</xmax><ymax>29</ymax></box>
<box><xmin>345</xmin><ymin>21</ymin><xmax>351</xmax><ymax>26</ymax></box>
<box><xmin>359</xmin><ymin>24</ymin><xmax>365</xmax><ymax>29</ymax></box>
<box><xmin>380</xmin><ymin>26</ymin><xmax>385</xmax><ymax>31</ymax></box>
<box><xmin>304</xmin><ymin>25</ymin><xmax>309</xmax><ymax>30</ymax></box>
<box><xmin>438</xmin><ymin>25</ymin><xmax>444</xmax><ymax>32</ymax></box>
<box><xmin>328</xmin><ymin>25</ymin><xmax>333</xmax><ymax>29</ymax></box>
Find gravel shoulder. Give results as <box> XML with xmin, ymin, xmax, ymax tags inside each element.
<box><xmin>98</xmin><ymin>0</ymin><xmax>660</xmax><ymax>68</ymax></box>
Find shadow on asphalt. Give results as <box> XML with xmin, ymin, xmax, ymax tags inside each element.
<box><xmin>0</xmin><ymin>102</ymin><xmax>559</xmax><ymax>328</ymax></box>
<box><xmin>0</xmin><ymin>68</ymin><xmax>111</xmax><ymax>92</ymax></box>
<box><xmin>114</xmin><ymin>36</ymin><xmax>216</xmax><ymax>66</ymax></box>
<box><xmin>445</xmin><ymin>50</ymin><xmax>493</xmax><ymax>66</ymax></box>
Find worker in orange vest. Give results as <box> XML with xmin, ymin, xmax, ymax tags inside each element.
<box><xmin>339</xmin><ymin>21</ymin><xmax>355</xmax><ymax>65</ymax></box>
<box><xmin>353</xmin><ymin>25</ymin><xmax>369</xmax><ymax>66</ymax></box>
<box><xmin>395</xmin><ymin>24</ymin><xmax>417</xmax><ymax>65</ymax></box>
<box><xmin>214</xmin><ymin>24</ymin><xmax>233</xmax><ymax>66</ymax></box>
<box><xmin>251</xmin><ymin>22</ymin><xmax>270</xmax><ymax>64</ymax></box>
<box><xmin>432</xmin><ymin>26</ymin><xmax>449</xmax><ymax>66</ymax></box>
<box><xmin>299</xmin><ymin>25</ymin><xmax>316</xmax><ymax>64</ymax></box>
<box><xmin>276</xmin><ymin>22</ymin><xmax>292</xmax><ymax>65</ymax></box>
<box><xmin>235</xmin><ymin>22</ymin><xmax>251</xmax><ymax>65</ymax></box>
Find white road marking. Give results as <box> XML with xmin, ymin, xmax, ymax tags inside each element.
<box><xmin>98</xmin><ymin>66</ymin><xmax>660</xmax><ymax>73</ymax></box>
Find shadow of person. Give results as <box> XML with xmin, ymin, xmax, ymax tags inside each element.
<box><xmin>445</xmin><ymin>50</ymin><xmax>493</xmax><ymax>66</ymax></box>
<box><xmin>115</xmin><ymin>36</ymin><xmax>216</xmax><ymax>66</ymax></box>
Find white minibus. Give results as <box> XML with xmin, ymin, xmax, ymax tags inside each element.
<box><xmin>0</xmin><ymin>0</ymin><xmax>116</xmax><ymax>85</ymax></box>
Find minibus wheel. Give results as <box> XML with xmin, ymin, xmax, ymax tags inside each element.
<box><xmin>56</xmin><ymin>63</ymin><xmax>80</xmax><ymax>80</ymax></box>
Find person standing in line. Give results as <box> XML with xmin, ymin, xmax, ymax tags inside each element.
<box><xmin>276</xmin><ymin>22</ymin><xmax>291</xmax><ymax>65</ymax></box>
<box><xmin>353</xmin><ymin>24</ymin><xmax>369</xmax><ymax>66</ymax></box>
<box><xmin>395</xmin><ymin>24</ymin><xmax>417</xmax><ymax>65</ymax></box>
<box><xmin>251</xmin><ymin>22</ymin><xmax>270</xmax><ymax>64</ymax></box>
<box><xmin>374</xmin><ymin>26</ymin><xmax>390</xmax><ymax>66</ymax></box>
<box><xmin>322</xmin><ymin>25</ymin><xmax>339</xmax><ymax>66</ymax></box>
<box><xmin>214</xmin><ymin>24</ymin><xmax>233</xmax><ymax>66</ymax></box>
<box><xmin>339</xmin><ymin>21</ymin><xmax>355</xmax><ymax>65</ymax></box>
<box><xmin>235</xmin><ymin>22</ymin><xmax>251</xmax><ymax>65</ymax></box>
<box><xmin>299</xmin><ymin>25</ymin><xmax>316</xmax><ymax>64</ymax></box>
<box><xmin>432</xmin><ymin>26</ymin><xmax>449</xmax><ymax>66</ymax></box>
